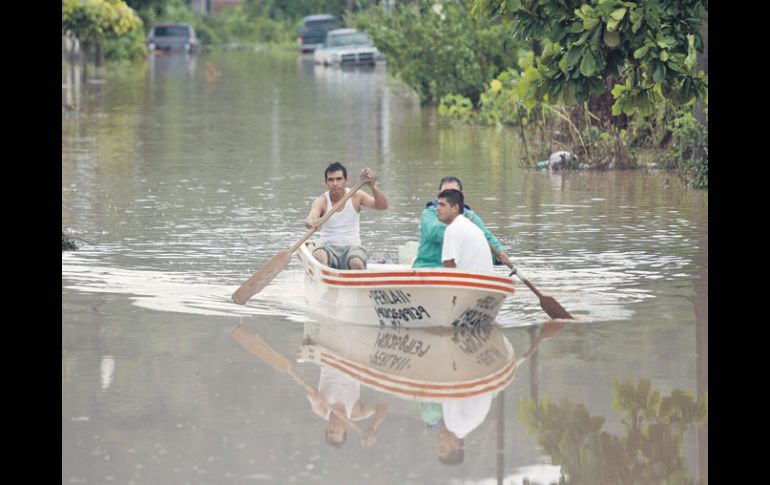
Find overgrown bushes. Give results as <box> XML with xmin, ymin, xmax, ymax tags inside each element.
<box><xmin>349</xmin><ymin>0</ymin><xmax>522</xmax><ymax>106</ymax></box>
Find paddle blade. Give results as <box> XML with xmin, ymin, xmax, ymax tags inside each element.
<box><xmin>231</xmin><ymin>326</ymin><xmax>293</xmax><ymax>373</ymax></box>
<box><xmin>232</xmin><ymin>250</ymin><xmax>292</xmax><ymax>304</ymax></box>
<box><xmin>539</xmin><ymin>296</ymin><xmax>574</xmax><ymax>320</ymax></box>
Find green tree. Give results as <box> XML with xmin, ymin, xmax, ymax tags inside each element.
<box><xmin>351</xmin><ymin>0</ymin><xmax>521</xmax><ymax>106</ymax></box>
<box><xmin>62</xmin><ymin>0</ymin><xmax>143</xmax><ymax>66</ymax></box>
<box><xmin>471</xmin><ymin>0</ymin><xmax>708</xmax><ymax>118</ymax></box>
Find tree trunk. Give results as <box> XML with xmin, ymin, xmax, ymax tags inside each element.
<box><xmin>95</xmin><ymin>40</ymin><xmax>105</xmax><ymax>67</ymax></box>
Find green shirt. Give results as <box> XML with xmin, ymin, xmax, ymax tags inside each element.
<box><xmin>412</xmin><ymin>202</ymin><xmax>504</xmax><ymax>268</ymax></box>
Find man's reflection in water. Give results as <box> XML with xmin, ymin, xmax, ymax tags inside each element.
<box><xmin>419</xmin><ymin>393</ymin><xmax>493</xmax><ymax>465</ymax></box>
<box><xmin>306</xmin><ymin>365</ymin><xmax>388</xmax><ymax>447</ymax></box>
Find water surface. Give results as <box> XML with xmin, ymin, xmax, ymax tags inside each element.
<box><xmin>62</xmin><ymin>49</ymin><xmax>707</xmax><ymax>484</ymax></box>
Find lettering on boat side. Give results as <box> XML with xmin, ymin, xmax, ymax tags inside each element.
<box><xmin>374</xmin><ymin>306</ymin><xmax>432</xmax><ymax>327</ymax></box>
<box><xmin>450</xmin><ymin>296</ymin><xmax>503</xmax><ymax>328</ymax></box>
<box><xmin>368</xmin><ymin>329</ymin><xmax>432</xmax><ymax>371</ymax></box>
<box><xmin>451</xmin><ymin>326</ymin><xmax>505</xmax><ymax>365</ymax></box>
<box><xmin>475</xmin><ymin>296</ymin><xmax>499</xmax><ymax>311</ymax></box>
<box><xmin>369</xmin><ymin>289</ymin><xmax>412</xmax><ymax>305</ymax></box>
<box><xmin>374</xmin><ymin>331</ymin><xmax>432</xmax><ymax>357</ymax></box>
<box><xmin>369</xmin><ymin>351</ymin><xmax>411</xmax><ymax>371</ymax></box>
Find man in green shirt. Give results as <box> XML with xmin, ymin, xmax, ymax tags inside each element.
<box><xmin>412</xmin><ymin>176</ymin><xmax>511</xmax><ymax>269</ymax></box>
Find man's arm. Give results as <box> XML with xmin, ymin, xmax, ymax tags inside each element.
<box><xmin>360</xmin><ymin>403</ymin><xmax>389</xmax><ymax>446</ymax></box>
<box><xmin>305</xmin><ymin>196</ymin><xmax>326</xmax><ymax>229</ymax></box>
<box><xmin>306</xmin><ymin>391</ymin><xmax>329</xmax><ymax>417</ymax></box>
<box><xmin>358</xmin><ymin>180</ymin><xmax>388</xmax><ymax>211</ymax></box>
<box><xmin>466</xmin><ymin>210</ymin><xmax>511</xmax><ymax>266</ymax></box>
<box><xmin>420</xmin><ymin>207</ymin><xmax>447</xmax><ymax>243</ymax></box>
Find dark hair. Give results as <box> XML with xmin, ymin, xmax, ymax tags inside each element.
<box><xmin>325</xmin><ymin>428</ymin><xmax>347</xmax><ymax>448</ymax></box>
<box><xmin>438</xmin><ymin>176</ymin><xmax>463</xmax><ymax>191</ymax></box>
<box><xmin>437</xmin><ymin>189</ymin><xmax>464</xmax><ymax>214</ymax></box>
<box><xmin>325</xmin><ymin>162</ymin><xmax>347</xmax><ymax>180</ymax></box>
<box><xmin>438</xmin><ymin>447</ymin><xmax>464</xmax><ymax>465</ymax></box>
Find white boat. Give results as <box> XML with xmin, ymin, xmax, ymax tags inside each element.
<box><xmin>297</xmin><ymin>322</ymin><xmax>517</xmax><ymax>402</ymax></box>
<box><xmin>297</xmin><ymin>241</ymin><xmax>515</xmax><ymax>327</ymax></box>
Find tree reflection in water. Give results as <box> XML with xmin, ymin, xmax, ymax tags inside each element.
<box><xmin>520</xmin><ymin>379</ymin><xmax>707</xmax><ymax>484</ymax></box>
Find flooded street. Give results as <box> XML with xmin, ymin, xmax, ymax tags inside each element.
<box><xmin>63</xmin><ymin>49</ymin><xmax>707</xmax><ymax>484</ymax></box>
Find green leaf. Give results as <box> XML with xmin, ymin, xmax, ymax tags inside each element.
<box><xmin>685</xmin><ymin>34</ymin><xmax>697</xmax><ymax>70</ymax></box>
<box><xmin>583</xmin><ymin>16</ymin><xmax>600</xmax><ymax>30</ymax></box>
<box><xmin>580</xmin><ymin>49</ymin><xmax>597</xmax><ymax>76</ymax></box>
<box><xmin>506</xmin><ymin>0</ymin><xmax>522</xmax><ymax>12</ymax></box>
<box><xmin>633</xmin><ymin>45</ymin><xmax>649</xmax><ymax>59</ymax></box>
<box><xmin>565</xmin><ymin>46</ymin><xmax>583</xmax><ymax>68</ymax></box>
<box><xmin>574</xmin><ymin>31</ymin><xmax>590</xmax><ymax>46</ymax></box>
<box><xmin>568</xmin><ymin>21</ymin><xmax>585</xmax><ymax>33</ymax></box>
<box><xmin>653</xmin><ymin>62</ymin><xmax>666</xmax><ymax>83</ymax></box>
<box><xmin>610</xmin><ymin>8</ymin><xmax>627</xmax><ymax>20</ymax></box>
<box><xmin>604</xmin><ymin>30</ymin><xmax>621</xmax><ymax>47</ymax></box>
<box><xmin>607</xmin><ymin>18</ymin><xmax>620</xmax><ymax>32</ymax></box>
<box><xmin>660</xmin><ymin>50</ymin><xmax>669</xmax><ymax>61</ymax></box>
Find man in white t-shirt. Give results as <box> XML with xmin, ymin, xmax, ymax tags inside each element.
<box><xmin>437</xmin><ymin>189</ymin><xmax>494</xmax><ymax>273</ymax></box>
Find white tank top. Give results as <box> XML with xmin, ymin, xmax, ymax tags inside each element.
<box><xmin>320</xmin><ymin>189</ymin><xmax>361</xmax><ymax>246</ymax></box>
<box><xmin>318</xmin><ymin>365</ymin><xmax>360</xmax><ymax>420</ymax></box>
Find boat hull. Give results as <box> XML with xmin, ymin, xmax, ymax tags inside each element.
<box><xmin>297</xmin><ymin>242</ymin><xmax>515</xmax><ymax>327</ymax></box>
<box><xmin>297</xmin><ymin>323</ymin><xmax>517</xmax><ymax>402</ymax></box>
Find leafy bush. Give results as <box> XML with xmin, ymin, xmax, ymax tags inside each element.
<box><xmin>352</xmin><ymin>0</ymin><xmax>521</xmax><ymax>105</ymax></box>
<box><xmin>671</xmin><ymin>109</ymin><xmax>707</xmax><ymax>189</ymax></box>
<box><xmin>103</xmin><ymin>25</ymin><xmax>147</xmax><ymax>61</ymax></box>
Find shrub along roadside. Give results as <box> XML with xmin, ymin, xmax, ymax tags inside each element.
<box><xmin>348</xmin><ymin>0</ymin><xmax>523</xmax><ymax>106</ymax></box>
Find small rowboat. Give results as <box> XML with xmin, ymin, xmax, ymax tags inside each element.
<box><xmin>297</xmin><ymin>322</ymin><xmax>517</xmax><ymax>402</ymax></box>
<box><xmin>297</xmin><ymin>241</ymin><xmax>515</xmax><ymax>327</ymax></box>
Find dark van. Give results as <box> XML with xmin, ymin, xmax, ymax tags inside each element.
<box><xmin>297</xmin><ymin>14</ymin><xmax>339</xmax><ymax>53</ymax></box>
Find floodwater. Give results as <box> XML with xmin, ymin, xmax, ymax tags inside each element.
<box><xmin>62</xmin><ymin>49</ymin><xmax>708</xmax><ymax>484</ymax></box>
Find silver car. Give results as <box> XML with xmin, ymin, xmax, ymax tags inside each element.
<box><xmin>313</xmin><ymin>28</ymin><xmax>384</xmax><ymax>66</ymax></box>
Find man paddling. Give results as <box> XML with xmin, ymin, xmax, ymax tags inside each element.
<box><xmin>306</xmin><ymin>366</ymin><xmax>389</xmax><ymax>447</ymax></box>
<box><xmin>412</xmin><ymin>176</ymin><xmax>511</xmax><ymax>269</ymax></box>
<box><xmin>305</xmin><ymin>162</ymin><xmax>388</xmax><ymax>269</ymax></box>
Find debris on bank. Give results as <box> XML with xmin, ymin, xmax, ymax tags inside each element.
<box><xmin>536</xmin><ymin>151</ymin><xmax>617</xmax><ymax>171</ymax></box>
<box><xmin>62</xmin><ymin>231</ymin><xmax>79</xmax><ymax>251</ymax></box>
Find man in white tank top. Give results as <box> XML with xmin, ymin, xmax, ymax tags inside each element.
<box><xmin>305</xmin><ymin>162</ymin><xmax>388</xmax><ymax>269</ymax></box>
<box><xmin>306</xmin><ymin>365</ymin><xmax>389</xmax><ymax>447</ymax></box>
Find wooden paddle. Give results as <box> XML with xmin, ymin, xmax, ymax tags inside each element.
<box><xmin>232</xmin><ymin>169</ymin><xmax>374</xmax><ymax>305</ymax></box>
<box><xmin>486</xmin><ymin>241</ymin><xmax>574</xmax><ymax>320</ymax></box>
<box><xmin>231</xmin><ymin>326</ymin><xmax>366</xmax><ymax>437</ymax></box>
<box><xmin>515</xmin><ymin>320</ymin><xmax>567</xmax><ymax>366</ymax></box>
<box><xmin>508</xmin><ymin>266</ymin><xmax>574</xmax><ymax>319</ymax></box>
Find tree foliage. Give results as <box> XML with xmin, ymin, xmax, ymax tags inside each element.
<box><xmin>351</xmin><ymin>0</ymin><xmax>521</xmax><ymax>106</ymax></box>
<box><xmin>471</xmin><ymin>0</ymin><xmax>708</xmax><ymax>117</ymax></box>
<box><xmin>62</xmin><ymin>0</ymin><xmax>143</xmax><ymax>45</ymax></box>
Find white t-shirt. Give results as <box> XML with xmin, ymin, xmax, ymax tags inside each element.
<box><xmin>442</xmin><ymin>394</ymin><xmax>493</xmax><ymax>439</ymax></box>
<box><xmin>441</xmin><ymin>215</ymin><xmax>493</xmax><ymax>273</ymax></box>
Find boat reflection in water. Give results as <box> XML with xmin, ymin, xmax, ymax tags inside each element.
<box><xmin>297</xmin><ymin>321</ymin><xmax>517</xmax><ymax>463</ymax></box>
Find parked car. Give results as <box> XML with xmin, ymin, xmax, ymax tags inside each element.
<box><xmin>297</xmin><ymin>14</ymin><xmax>339</xmax><ymax>53</ymax></box>
<box><xmin>147</xmin><ymin>23</ymin><xmax>198</xmax><ymax>53</ymax></box>
<box><xmin>313</xmin><ymin>28</ymin><xmax>384</xmax><ymax>66</ymax></box>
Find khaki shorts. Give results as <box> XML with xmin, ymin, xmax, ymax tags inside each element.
<box><xmin>314</xmin><ymin>244</ymin><xmax>368</xmax><ymax>270</ymax></box>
